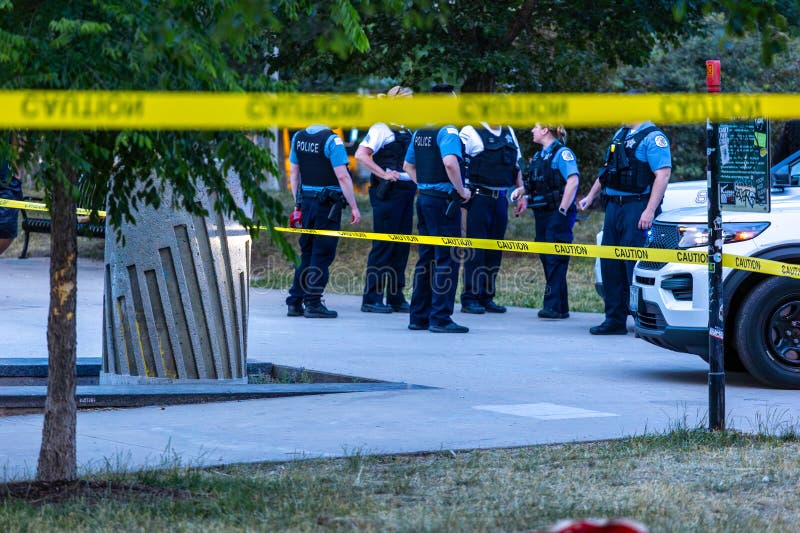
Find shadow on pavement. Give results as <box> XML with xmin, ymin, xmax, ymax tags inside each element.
<box><xmin>629</xmin><ymin>367</ymin><xmax>766</xmax><ymax>389</ymax></box>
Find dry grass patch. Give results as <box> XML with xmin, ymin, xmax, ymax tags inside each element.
<box><xmin>2</xmin><ymin>429</ymin><xmax>800</xmax><ymax>531</ymax></box>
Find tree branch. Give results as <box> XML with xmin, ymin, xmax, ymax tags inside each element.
<box><xmin>501</xmin><ymin>0</ymin><xmax>537</xmax><ymax>46</ymax></box>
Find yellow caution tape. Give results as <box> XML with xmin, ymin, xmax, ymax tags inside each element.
<box><xmin>722</xmin><ymin>254</ymin><xmax>800</xmax><ymax>279</ymax></box>
<box><xmin>2</xmin><ymin>91</ymin><xmax>800</xmax><ymax>129</ymax></box>
<box><xmin>275</xmin><ymin>226</ymin><xmax>705</xmax><ymax>264</ymax></box>
<box><xmin>7</xmin><ymin>196</ymin><xmax>800</xmax><ymax>280</ymax></box>
<box><xmin>274</xmin><ymin>227</ymin><xmax>800</xmax><ymax>281</ymax></box>
<box><xmin>0</xmin><ymin>198</ymin><xmax>107</xmax><ymax>218</ymax></box>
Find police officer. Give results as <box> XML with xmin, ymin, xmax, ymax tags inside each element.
<box><xmin>579</xmin><ymin>120</ymin><xmax>671</xmax><ymax>334</ymax></box>
<box><xmin>512</xmin><ymin>125</ymin><xmax>579</xmax><ymax>319</ymax></box>
<box><xmin>403</xmin><ymin>86</ymin><xmax>471</xmax><ymax>333</ymax></box>
<box><xmin>459</xmin><ymin>123</ymin><xmax>525</xmax><ymax>314</ymax></box>
<box><xmin>286</xmin><ymin>125</ymin><xmax>361</xmax><ymax>318</ymax></box>
<box><xmin>0</xmin><ymin>159</ymin><xmax>22</xmax><ymax>256</ymax></box>
<box><xmin>358</xmin><ymin>86</ymin><xmax>416</xmax><ymax>314</ymax></box>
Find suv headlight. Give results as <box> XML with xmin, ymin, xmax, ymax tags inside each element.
<box><xmin>677</xmin><ymin>222</ymin><xmax>770</xmax><ymax>249</ymax></box>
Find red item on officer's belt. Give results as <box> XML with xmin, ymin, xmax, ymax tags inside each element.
<box><xmin>289</xmin><ymin>205</ymin><xmax>303</xmax><ymax>228</ymax></box>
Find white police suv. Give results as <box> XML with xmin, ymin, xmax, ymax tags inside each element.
<box><xmin>630</xmin><ymin>149</ymin><xmax>800</xmax><ymax>388</ymax></box>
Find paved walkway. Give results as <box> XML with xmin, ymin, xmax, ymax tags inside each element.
<box><xmin>1</xmin><ymin>257</ymin><xmax>798</xmax><ymax>480</ymax></box>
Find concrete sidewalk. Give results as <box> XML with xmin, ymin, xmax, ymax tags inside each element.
<box><xmin>1</xmin><ymin>257</ymin><xmax>798</xmax><ymax>480</ymax></box>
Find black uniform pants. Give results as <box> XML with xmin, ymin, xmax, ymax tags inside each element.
<box><xmin>534</xmin><ymin>206</ymin><xmax>576</xmax><ymax>314</ymax></box>
<box><xmin>362</xmin><ymin>181</ymin><xmax>417</xmax><ymax>306</ymax></box>
<box><xmin>600</xmin><ymin>198</ymin><xmax>656</xmax><ymax>325</ymax></box>
<box><xmin>286</xmin><ymin>195</ymin><xmax>341</xmax><ymax>307</ymax></box>
<box><xmin>410</xmin><ymin>193</ymin><xmax>461</xmax><ymax>327</ymax></box>
<box><xmin>461</xmin><ymin>192</ymin><xmax>508</xmax><ymax>306</ymax></box>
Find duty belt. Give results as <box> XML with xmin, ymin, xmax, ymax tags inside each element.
<box><xmin>418</xmin><ymin>189</ymin><xmax>451</xmax><ymax>199</ymax></box>
<box><xmin>471</xmin><ymin>186</ymin><xmax>506</xmax><ymax>199</ymax></box>
<box><xmin>605</xmin><ymin>194</ymin><xmax>649</xmax><ymax>205</ymax></box>
<box><xmin>301</xmin><ymin>189</ymin><xmax>341</xmax><ymax>201</ymax></box>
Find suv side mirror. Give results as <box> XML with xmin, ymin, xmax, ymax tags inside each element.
<box><xmin>771</xmin><ymin>149</ymin><xmax>800</xmax><ymax>187</ymax></box>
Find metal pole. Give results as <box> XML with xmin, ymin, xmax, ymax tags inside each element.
<box><xmin>706</xmin><ymin>59</ymin><xmax>725</xmax><ymax>431</ymax></box>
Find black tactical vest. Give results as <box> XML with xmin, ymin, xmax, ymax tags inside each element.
<box><xmin>294</xmin><ymin>129</ymin><xmax>339</xmax><ymax>188</ymax></box>
<box><xmin>530</xmin><ymin>141</ymin><xmax>567</xmax><ymax>210</ymax></box>
<box><xmin>600</xmin><ymin>126</ymin><xmax>663</xmax><ymax>193</ymax></box>
<box><xmin>370</xmin><ymin>128</ymin><xmax>412</xmax><ymax>180</ymax></box>
<box><xmin>469</xmin><ymin>126</ymin><xmax>518</xmax><ymax>187</ymax></box>
<box><xmin>413</xmin><ymin>129</ymin><xmax>450</xmax><ymax>184</ymax></box>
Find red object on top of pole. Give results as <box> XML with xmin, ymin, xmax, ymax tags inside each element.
<box><xmin>706</xmin><ymin>60</ymin><xmax>721</xmax><ymax>93</ymax></box>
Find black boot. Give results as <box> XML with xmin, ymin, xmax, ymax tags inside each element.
<box><xmin>304</xmin><ymin>302</ymin><xmax>338</xmax><ymax>318</ymax></box>
<box><xmin>589</xmin><ymin>320</ymin><xmax>627</xmax><ymax>335</ymax></box>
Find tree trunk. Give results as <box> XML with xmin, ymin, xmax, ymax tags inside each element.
<box><xmin>460</xmin><ymin>71</ymin><xmax>497</xmax><ymax>93</ymax></box>
<box><xmin>37</xmin><ymin>169</ymin><xmax>78</xmax><ymax>482</ymax></box>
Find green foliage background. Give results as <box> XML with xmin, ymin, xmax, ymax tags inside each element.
<box><xmin>620</xmin><ymin>13</ymin><xmax>800</xmax><ymax>182</ymax></box>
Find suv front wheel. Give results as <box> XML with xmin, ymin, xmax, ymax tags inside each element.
<box><xmin>736</xmin><ymin>276</ymin><xmax>800</xmax><ymax>389</ymax></box>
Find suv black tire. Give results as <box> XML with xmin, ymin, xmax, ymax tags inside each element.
<box><xmin>735</xmin><ymin>276</ymin><xmax>800</xmax><ymax>389</ymax></box>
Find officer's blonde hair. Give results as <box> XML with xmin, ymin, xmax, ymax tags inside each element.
<box><xmin>543</xmin><ymin>125</ymin><xmax>567</xmax><ymax>144</ymax></box>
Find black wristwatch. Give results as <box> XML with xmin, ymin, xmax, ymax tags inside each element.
<box><xmin>558</xmin><ymin>206</ymin><xmax>567</xmax><ymax>216</ymax></box>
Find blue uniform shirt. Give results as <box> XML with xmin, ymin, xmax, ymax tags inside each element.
<box><xmin>606</xmin><ymin>121</ymin><xmax>671</xmax><ymax>196</ymax></box>
<box><xmin>289</xmin><ymin>125</ymin><xmax>348</xmax><ymax>191</ymax></box>
<box><xmin>405</xmin><ymin>126</ymin><xmax>463</xmax><ymax>192</ymax></box>
<box><xmin>541</xmin><ymin>142</ymin><xmax>580</xmax><ymax>181</ymax></box>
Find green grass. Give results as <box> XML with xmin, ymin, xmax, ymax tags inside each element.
<box><xmin>3</xmin><ymin>428</ymin><xmax>800</xmax><ymax>532</ymax></box>
<box><xmin>252</xmin><ymin>190</ymin><xmax>606</xmax><ymax>313</ymax></box>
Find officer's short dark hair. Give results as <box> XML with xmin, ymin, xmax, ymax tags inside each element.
<box><xmin>430</xmin><ymin>83</ymin><xmax>455</xmax><ymax>94</ymax></box>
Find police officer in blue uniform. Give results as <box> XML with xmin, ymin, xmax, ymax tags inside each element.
<box><xmin>459</xmin><ymin>123</ymin><xmax>525</xmax><ymax>314</ymax></box>
<box><xmin>513</xmin><ymin>125</ymin><xmax>580</xmax><ymax>319</ymax></box>
<box><xmin>286</xmin><ymin>125</ymin><xmax>361</xmax><ymax>318</ymax></box>
<box><xmin>358</xmin><ymin>86</ymin><xmax>416</xmax><ymax>313</ymax></box>
<box><xmin>404</xmin><ymin>116</ymin><xmax>472</xmax><ymax>333</ymax></box>
<box><xmin>579</xmin><ymin>120</ymin><xmax>671</xmax><ymax>334</ymax></box>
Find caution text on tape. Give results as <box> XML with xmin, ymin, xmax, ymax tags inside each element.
<box><xmin>274</xmin><ymin>226</ymin><xmax>800</xmax><ymax>280</ymax></box>
<box><xmin>6</xmin><ymin>197</ymin><xmax>800</xmax><ymax>280</ymax></box>
<box><xmin>2</xmin><ymin>91</ymin><xmax>800</xmax><ymax>129</ymax></box>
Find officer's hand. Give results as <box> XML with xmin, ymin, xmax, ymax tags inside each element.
<box><xmin>510</xmin><ymin>186</ymin><xmax>525</xmax><ymax>202</ymax></box>
<box><xmin>513</xmin><ymin>196</ymin><xmax>527</xmax><ymax>217</ymax></box>
<box><xmin>638</xmin><ymin>208</ymin><xmax>655</xmax><ymax>230</ymax></box>
<box><xmin>350</xmin><ymin>207</ymin><xmax>361</xmax><ymax>225</ymax></box>
<box><xmin>578</xmin><ymin>196</ymin><xmax>592</xmax><ymax>211</ymax></box>
<box><xmin>384</xmin><ymin>170</ymin><xmax>400</xmax><ymax>182</ymax></box>
<box><xmin>459</xmin><ymin>188</ymin><xmax>471</xmax><ymax>202</ymax></box>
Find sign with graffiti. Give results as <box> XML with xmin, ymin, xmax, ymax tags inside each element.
<box><xmin>717</xmin><ymin>119</ymin><xmax>770</xmax><ymax>213</ymax></box>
